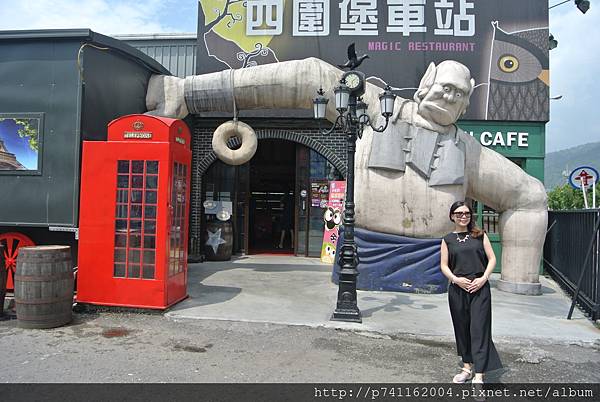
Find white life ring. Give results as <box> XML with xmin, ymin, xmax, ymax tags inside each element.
<box><xmin>212</xmin><ymin>120</ymin><xmax>257</xmax><ymax>165</ymax></box>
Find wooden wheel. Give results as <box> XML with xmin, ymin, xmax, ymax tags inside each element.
<box><xmin>0</xmin><ymin>232</ymin><xmax>35</xmax><ymax>290</ymax></box>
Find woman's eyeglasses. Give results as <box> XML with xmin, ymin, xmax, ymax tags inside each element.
<box><xmin>452</xmin><ymin>212</ymin><xmax>471</xmax><ymax>218</ymax></box>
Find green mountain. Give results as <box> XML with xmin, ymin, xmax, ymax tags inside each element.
<box><xmin>545</xmin><ymin>142</ymin><xmax>600</xmax><ymax>190</ymax></box>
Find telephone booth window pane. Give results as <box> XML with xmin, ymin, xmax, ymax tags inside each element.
<box><xmin>115</xmin><ymin>234</ymin><xmax>127</xmax><ymax>247</ymax></box>
<box><xmin>146</xmin><ymin>161</ymin><xmax>158</xmax><ymax>174</ymax></box>
<box><xmin>146</xmin><ymin>176</ymin><xmax>158</xmax><ymax>189</ymax></box>
<box><xmin>116</xmin><ymin>205</ymin><xmax>128</xmax><ymax>219</ymax></box>
<box><xmin>117</xmin><ymin>175</ymin><xmax>129</xmax><ymax>188</ymax></box>
<box><xmin>114</xmin><ymin>249</ymin><xmax>126</xmax><ymax>262</ymax></box>
<box><xmin>130</xmin><ymin>205</ymin><xmax>142</xmax><ymax>218</ymax></box>
<box><xmin>128</xmin><ymin>264</ymin><xmax>140</xmax><ymax>278</ymax></box>
<box><xmin>132</xmin><ymin>160</ymin><xmax>144</xmax><ymax>173</ymax></box>
<box><xmin>144</xmin><ymin>206</ymin><xmax>156</xmax><ymax>218</ymax></box>
<box><xmin>131</xmin><ymin>190</ymin><xmax>143</xmax><ymax>203</ymax></box>
<box><xmin>142</xmin><ymin>265</ymin><xmax>155</xmax><ymax>279</ymax></box>
<box><xmin>129</xmin><ymin>249</ymin><xmax>140</xmax><ymax>263</ymax></box>
<box><xmin>114</xmin><ymin>264</ymin><xmax>126</xmax><ymax>277</ymax></box>
<box><xmin>145</xmin><ymin>191</ymin><xmax>157</xmax><ymax>204</ymax></box>
<box><xmin>130</xmin><ymin>220</ymin><xmax>142</xmax><ymax>231</ymax></box>
<box><xmin>144</xmin><ymin>220</ymin><xmax>156</xmax><ymax>234</ymax></box>
<box><xmin>118</xmin><ymin>160</ymin><xmax>130</xmax><ymax>173</ymax></box>
<box><xmin>117</xmin><ymin>190</ymin><xmax>128</xmax><ymax>203</ymax></box>
<box><xmin>144</xmin><ymin>236</ymin><xmax>155</xmax><ymax>249</ymax></box>
<box><xmin>132</xmin><ymin>175</ymin><xmax>144</xmax><ymax>188</ymax></box>
<box><xmin>116</xmin><ymin>220</ymin><xmax>127</xmax><ymax>231</ymax></box>
<box><xmin>143</xmin><ymin>250</ymin><xmax>155</xmax><ymax>264</ymax></box>
<box><xmin>129</xmin><ymin>234</ymin><xmax>141</xmax><ymax>248</ymax></box>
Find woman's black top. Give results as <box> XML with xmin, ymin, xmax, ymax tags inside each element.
<box><xmin>443</xmin><ymin>232</ymin><xmax>488</xmax><ymax>277</ymax></box>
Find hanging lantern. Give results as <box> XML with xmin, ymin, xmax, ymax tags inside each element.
<box><xmin>379</xmin><ymin>85</ymin><xmax>396</xmax><ymax>118</ymax></box>
<box><xmin>312</xmin><ymin>88</ymin><xmax>329</xmax><ymax>120</ymax></box>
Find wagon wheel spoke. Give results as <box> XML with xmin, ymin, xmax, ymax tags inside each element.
<box><xmin>0</xmin><ymin>233</ymin><xmax>36</xmax><ymax>273</ymax></box>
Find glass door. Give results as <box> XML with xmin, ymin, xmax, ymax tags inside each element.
<box><xmin>295</xmin><ymin>145</ymin><xmax>310</xmax><ymax>256</ymax></box>
<box><xmin>295</xmin><ymin>145</ymin><xmax>344</xmax><ymax>257</ymax></box>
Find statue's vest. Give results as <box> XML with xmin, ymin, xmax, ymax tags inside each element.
<box><xmin>368</xmin><ymin>121</ymin><xmax>466</xmax><ymax>186</ymax></box>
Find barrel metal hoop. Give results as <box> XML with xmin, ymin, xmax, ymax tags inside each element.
<box><xmin>16</xmin><ymin>312</ymin><xmax>72</xmax><ymax>321</ymax></box>
<box><xmin>18</xmin><ymin>254</ymin><xmax>71</xmax><ymax>263</ymax></box>
<box><xmin>15</xmin><ymin>295</ymin><xmax>74</xmax><ymax>305</ymax></box>
<box><xmin>14</xmin><ymin>272</ymin><xmax>73</xmax><ymax>282</ymax></box>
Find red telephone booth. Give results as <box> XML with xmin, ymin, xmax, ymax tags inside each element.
<box><xmin>77</xmin><ymin>114</ymin><xmax>191</xmax><ymax>309</ymax></box>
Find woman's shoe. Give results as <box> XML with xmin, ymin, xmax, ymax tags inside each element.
<box><xmin>471</xmin><ymin>377</ymin><xmax>484</xmax><ymax>401</ymax></box>
<box><xmin>452</xmin><ymin>367</ymin><xmax>473</xmax><ymax>383</ymax></box>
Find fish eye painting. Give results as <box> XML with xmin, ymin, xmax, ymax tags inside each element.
<box><xmin>0</xmin><ymin>115</ymin><xmax>42</xmax><ymax>172</ymax></box>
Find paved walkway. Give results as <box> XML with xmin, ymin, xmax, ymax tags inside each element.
<box><xmin>166</xmin><ymin>255</ymin><xmax>600</xmax><ymax>344</ymax></box>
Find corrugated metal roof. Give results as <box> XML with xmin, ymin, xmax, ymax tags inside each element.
<box><xmin>0</xmin><ymin>29</ymin><xmax>172</xmax><ymax>76</ymax></box>
<box><xmin>114</xmin><ymin>33</ymin><xmax>197</xmax><ymax>78</ymax></box>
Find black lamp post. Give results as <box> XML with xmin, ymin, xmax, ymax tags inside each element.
<box><xmin>313</xmin><ymin>47</ymin><xmax>396</xmax><ymax>323</ymax></box>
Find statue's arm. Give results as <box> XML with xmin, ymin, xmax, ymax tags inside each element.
<box><xmin>463</xmin><ymin>133</ymin><xmax>547</xmax><ymax>211</ymax></box>
<box><xmin>463</xmin><ymin>133</ymin><xmax>548</xmax><ymax>292</ymax></box>
<box><xmin>146</xmin><ymin>57</ymin><xmax>385</xmax><ymax>122</ymax></box>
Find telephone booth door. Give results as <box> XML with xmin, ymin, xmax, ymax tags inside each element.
<box><xmin>166</xmin><ymin>159</ymin><xmax>189</xmax><ymax>305</ymax></box>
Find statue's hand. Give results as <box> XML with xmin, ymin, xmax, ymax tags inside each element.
<box><xmin>145</xmin><ymin>75</ymin><xmax>189</xmax><ymax>119</ymax></box>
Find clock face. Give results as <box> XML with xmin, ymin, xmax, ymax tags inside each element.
<box><xmin>345</xmin><ymin>73</ymin><xmax>361</xmax><ymax>89</ymax></box>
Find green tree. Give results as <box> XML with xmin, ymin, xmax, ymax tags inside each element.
<box><xmin>548</xmin><ymin>183</ymin><xmax>599</xmax><ymax>210</ymax></box>
<box><xmin>0</xmin><ymin>118</ymin><xmax>39</xmax><ymax>152</ymax></box>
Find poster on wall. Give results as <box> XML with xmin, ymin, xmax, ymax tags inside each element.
<box><xmin>311</xmin><ymin>180</ymin><xmax>329</xmax><ymax>207</ymax></box>
<box><xmin>0</xmin><ymin>115</ymin><xmax>42</xmax><ymax>172</ymax></box>
<box><xmin>320</xmin><ymin>180</ymin><xmax>345</xmax><ymax>264</ymax></box>
<box><xmin>196</xmin><ymin>0</ymin><xmax>549</xmax><ymax>122</ymax></box>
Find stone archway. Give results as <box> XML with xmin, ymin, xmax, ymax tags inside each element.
<box><xmin>196</xmin><ymin>129</ymin><xmax>347</xmax><ymax>178</ymax></box>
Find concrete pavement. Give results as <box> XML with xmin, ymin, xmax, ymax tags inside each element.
<box><xmin>166</xmin><ymin>255</ymin><xmax>600</xmax><ymax>345</ymax></box>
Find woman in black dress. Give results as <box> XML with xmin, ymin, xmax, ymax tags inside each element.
<box><xmin>440</xmin><ymin>201</ymin><xmax>502</xmax><ymax>385</ymax></box>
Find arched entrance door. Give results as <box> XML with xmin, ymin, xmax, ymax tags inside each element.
<box><xmin>201</xmin><ymin>138</ymin><xmax>344</xmax><ymax>257</ymax></box>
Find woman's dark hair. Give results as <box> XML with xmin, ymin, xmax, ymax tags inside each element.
<box><xmin>449</xmin><ymin>201</ymin><xmax>484</xmax><ymax>238</ymax></box>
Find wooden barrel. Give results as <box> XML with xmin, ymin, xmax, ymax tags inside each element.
<box><xmin>0</xmin><ymin>244</ymin><xmax>6</xmax><ymax>316</ymax></box>
<box><xmin>204</xmin><ymin>221</ymin><xmax>233</xmax><ymax>261</ymax></box>
<box><xmin>15</xmin><ymin>246</ymin><xmax>73</xmax><ymax>329</ymax></box>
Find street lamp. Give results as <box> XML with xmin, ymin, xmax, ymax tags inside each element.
<box><xmin>312</xmin><ymin>46</ymin><xmax>396</xmax><ymax>323</ymax></box>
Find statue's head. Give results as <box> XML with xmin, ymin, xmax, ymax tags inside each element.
<box><xmin>414</xmin><ymin>60</ymin><xmax>475</xmax><ymax>127</ymax></box>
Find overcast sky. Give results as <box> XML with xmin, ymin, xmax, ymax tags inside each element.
<box><xmin>0</xmin><ymin>0</ymin><xmax>597</xmax><ymax>153</ymax></box>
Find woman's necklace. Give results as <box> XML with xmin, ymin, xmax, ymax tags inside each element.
<box><xmin>456</xmin><ymin>233</ymin><xmax>470</xmax><ymax>243</ymax></box>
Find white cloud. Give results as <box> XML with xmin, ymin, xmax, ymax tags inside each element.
<box><xmin>0</xmin><ymin>0</ymin><xmax>190</xmax><ymax>35</ymax></box>
<box><xmin>548</xmin><ymin>5</ymin><xmax>600</xmax><ymax>152</ymax></box>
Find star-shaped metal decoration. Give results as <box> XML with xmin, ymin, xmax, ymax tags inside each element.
<box><xmin>206</xmin><ymin>228</ymin><xmax>227</xmax><ymax>253</ymax></box>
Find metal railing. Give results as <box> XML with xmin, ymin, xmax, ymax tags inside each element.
<box><xmin>544</xmin><ymin>210</ymin><xmax>600</xmax><ymax>321</ymax></box>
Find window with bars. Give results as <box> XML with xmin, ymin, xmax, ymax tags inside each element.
<box><xmin>169</xmin><ymin>162</ymin><xmax>187</xmax><ymax>276</ymax></box>
<box><xmin>114</xmin><ymin>160</ymin><xmax>158</xmax><ymax>279</ymax></box>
